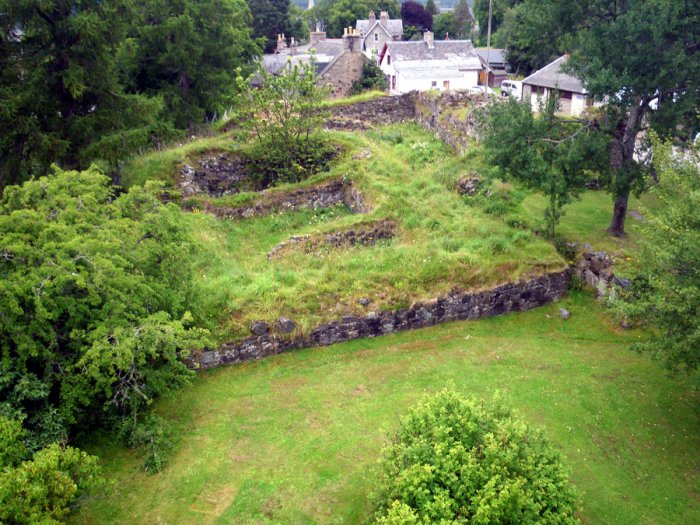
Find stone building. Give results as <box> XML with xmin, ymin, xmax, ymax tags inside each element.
<box><xmin>260</xmin><ymin>29</ymin><xmax>368</xmax><ymax>98</ymax></box>
<box><xmin>355</xmin><ymin>11</ymin><xmax>403</xmax><ymax>58</ymax></box>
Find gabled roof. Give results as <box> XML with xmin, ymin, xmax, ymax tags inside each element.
<box><xmin>356</xmin><ymin>18</ymin><xmax>403</xmax><ymax>37</ymax></box>
<box><xmin>475</xmin><ymin>48</ymin><xmax>505</xmax><ymax>66</ymax></box>
<box><xmin>262</xmin><ymin>39</ymin><xmax>346</xmax><ymax>76</ymax></box>
<box><xmin>382</xmin><ymin>40</ymin><xmax>482</xmax><ymax>71</ymax></box>
<box><xmin>522</xmin><ymin>55</ymin><xmax>586</xmax><ymax>94</ymax></box>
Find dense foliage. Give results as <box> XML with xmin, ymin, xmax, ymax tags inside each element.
<box><xmin>313</xmin><ymin>0</ymin><xmax>400</xmax><ymax>38</ymax></box>
<box><xmin>0</xmin><ymin>416</ymin><xmax>102</xmax><ymax>525</ymax></box>
<box><xmin>236</xmin><ymin>59</ymin><xmax>333</xmax><ymax>185</ymax></box>
<box><xmin>499</xmin><ymin>0</ymin><xmax>700</xmax><ymax>236</ymax></box>
<box><xmin>351</xmin><ymin>61</ymin><xmax>389</xmax><ymax>94</ymax></box>
<box><xmin>401</xmin><ymin>1</ymin><xmax>432</xmax><ymax>40</ymax></box>
<box><xmin>0</xmin><ymin>167</ymin><xmax>206</xmax><ymax>449</ymax></box>
<box><xmin>613</xmin><ymin>138</ymin><xmax>700</xmax><ymax>375</ymax></box>
<box><xmin>480</xmin><ymin>96</ymin><xmax>606</xmax><ymax>237</ymax></box>
<box><xmin>0</xmin><ymin>0</ymin><xmax>261</xmax><ymax>188</ymax></box>
<box><xmin>433</xmin><ymin>12</ymin><xmax>457</xmax><ymax>40</ymax></box>
<box><xmin>247</xmin><ymin>0</ymin><xmax>308</xmax><ymax>53</ymax></box>
<box><xmin>451</xmin><ymin>0</ymin><xmax>475</xmax><ymax>39</ymax></box>
<box><xmin>0</xmin><ymin>0</ymin><xmax>166</xmax><ymax>188</ymax></box>
<box><xmin>374</xmin><ymin>389</ymin><xmax>579</xmax><ymax>524</ymax></box>
<box><xmin>473</xmin><ymin>0</ymin><xmax>523</xmax><ymax>45</ymax></box>
<box><xmin>124</xmin><ymin>0</ymin><xmax>259</xmax><ymax>129</ymax></box>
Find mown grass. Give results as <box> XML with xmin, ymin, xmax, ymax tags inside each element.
<box><xmin>183</xmin><ymin>125</ymin><xmax>563</xmax><ymax>341</ymax></box>
<box><xmin>73</xmin><ymin>292</ymin><xmax>700</xmax><ymax>525</ymax></box>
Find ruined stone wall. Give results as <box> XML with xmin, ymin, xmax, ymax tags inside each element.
<box><xmin>191</xmin><ymin>269</ymin><xmax>570</xmax><ymax>369</ymax></box>
<box><xmin>327</xmin><ymin>91</ymin><xmax>482</xmax><ymax>153</ymax></box>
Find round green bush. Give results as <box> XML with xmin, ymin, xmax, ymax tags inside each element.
<box><xmin>374</xmin><ymin>389</ymin><xmax>579</xmax><ymax>524</ymax></box>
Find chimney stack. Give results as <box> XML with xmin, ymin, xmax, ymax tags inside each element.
<box><xmin>369</xmin><ymin>11</ymin><xmax>376</xmax><ymax>25</ymax></box>
<box><xmin>290</xmin><ymin>37</ymin><xmax>297</xmax><ymax>55</ymax></box>
<box><xmin>310</xmin><ymin>23</ymin><xmax>326</xmax><ymax>46</ymax></box>
<box><xmin>380</xmin><ymin>11</ymin><xmax>388</xmax><ymax>27</ymax></box>
<box><xmin>424</xmin><ymin>31</ymin><xmax>434</xmax><ymax>49</ymax></box>
<box><xmin>343</xmin><ymin>27</ymin><xmax>362</xmax><ymax>53</ymax></box>
<box><xmin>276</xmin><ymin>33</ymin><xmax>287</xmax><ymax>53</ymax></box>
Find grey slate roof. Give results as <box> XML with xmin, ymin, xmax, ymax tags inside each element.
<box><xmin>385</xmin><ymin>40</ymin><xmax>481</xmax><ymax>67</ymax></box>
<box><xmin>262</xmin><ymin>39</ymin><xmax>345</xmax><ymax>76</ymax></box>
<box><xmin>522</xmin><ymin>55</ymin><xmax>586</xmax><ymax>94</ymax></box>
<box><xmin>356</xmin><ymin>19</ymin><xmax>403</xmax><ymax>37</ymax></box>
<box><xmin>476</xmin><ymin>48</ymin><xmax>505</xmax><ymax>67</ymax></box>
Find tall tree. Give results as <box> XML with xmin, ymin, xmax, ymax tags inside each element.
<box><xmin>452</xmin><ymin>0</ymin><xmax>474</xmax><ymax>39</ymax></box>
<box><xmin>401</xmin><ymin>1</ymin><xmax>433</xmax><ymax>36</ymax></box>
<box><xmin>0</xmin><ymin>0</ymin><xmax>164</xmax><ymax>189</ymax></box>
<box><xmin>480</xmin><ymin>96</ymin><xmax>607</xmax><ymax>238</ymax></box>
<box><xmin>503</xmin><ymin>0</ymin><xmax>700</xmax><ymax>237</ymax></box>
<box><xmin>247</xmin><ymin>0</ymin><xmax>293</xmax><ymax>53</ymax></box>
<box><xmin>473</xmin><ymin>0</ymin><xmax>523</xmax><ymax>43</ymax></box>
<box><xmin>317</xmin><ymin>0</ymin><xmax>400</xmax><ymax>38</ymax></box>
<box><xmin>433</xmin><ymin>12</ymin><xmax>457</xmax><ymax>39</ymax></box>
<box><xmin>125</xmin><ymin>0</ymin><xmax>259</xmax><ymax>129</ymax></box>
<box><xmin>612</xmin><ymin>137</ymin><xmax>700</xmax><ymax>374</ymax></box>
<box><xmin>425</xmin><ymin>0</ymin><xmax>438</xmax><ymax>16</ymax></box>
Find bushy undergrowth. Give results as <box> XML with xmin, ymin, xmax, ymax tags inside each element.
<box><xmin>374</xmin><ymin>389</ymin><xmax>579</xmax><ymax>524</ymax></box>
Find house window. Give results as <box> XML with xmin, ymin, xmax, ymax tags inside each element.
<box><xmin>431</xmin><ymin>81</ymin><xmax>437</xmax><ymax>87</ymax></box>
<box><xmin>387</xmin><ymin>54</ymin><xmax>391</xmax><ymax>65</ymax></box>
<box><xmin>374</xmin><ymin>33</ymin><xmax>379</xmax><ymax>42</ymax></box>
<box><xmin>443</xmin><ymin>80</ymin><xmax>450</xmax><ymax>90</ymax></box>
<box><xmin>392</xmin><ymin>75</ymin><xmax>396</xmax><ymax>91</ymax></box>
<box><xmin>560</xmin><ymin>90</ymin><xmax>573</xmax><ymax>100</ymax></box>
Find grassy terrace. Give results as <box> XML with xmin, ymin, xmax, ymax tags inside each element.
<box><xmin>74</xmin><ymin>292</ymin><xmax>700</xmax><ymax>524</ymax></box>
<box><xmin>163</xmin><ymin>125</ymin><xmax>565</xmax><ymax>342</ymax></box>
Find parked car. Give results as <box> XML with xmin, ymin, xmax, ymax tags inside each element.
<box><xmin>467</xmin><ymin>85</ymin><xmax>495</xmax><ymax>96</ymax></box>
<box><xmin>501</xmin><ymin>80</ymin><xmax>523</xmax><ymax>100</ymax></box>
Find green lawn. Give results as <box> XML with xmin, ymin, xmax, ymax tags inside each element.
<box><xmin>74</xmin><ymin>292</ymin><xmax>699</xmax><ymax>525</ymax></box>
<box><xmin>179</xmin><ymin>125</ymin><xmax>563</xmax><ymax>342</ymax></box>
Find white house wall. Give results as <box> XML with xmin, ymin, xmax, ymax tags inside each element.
<box><xmin>391</xmin><ymin>69</ymin><xmax>479</xmax><ymax>94</ymax></box>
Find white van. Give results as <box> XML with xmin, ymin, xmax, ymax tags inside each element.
<box><xmin>501</xmin><ymin>80</ymin><xmax>523</xmax><ymax>100</ymax></box>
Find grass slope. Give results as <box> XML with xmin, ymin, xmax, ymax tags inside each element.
<box><xmin>184</xmin><ymin>125</ymin><xmax>563</xmax><ymax>342</ymax></box>
<box><xmin>74</xmin><ymin>292</ymin><xmax>699</xmax><ymax>524</ymax></box>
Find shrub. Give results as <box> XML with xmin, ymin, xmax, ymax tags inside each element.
<box><xmin>374</xmin><ymin>389</ymin><xmax>579</xmax><ymax>524</ymax></box>
<box><xmin>120</xmin><ymin>414</ymin><xmax>174</xmax><ymax>473</ymax></box>
<box><xmin>351</xmin><ymin>61</ymin><xmax>388</xmax><ymax>95</ymax></box>
<box><xmin>0</xmin><ymin>416</ymin><xmax>102</xmax><ymax>525</ymax></box>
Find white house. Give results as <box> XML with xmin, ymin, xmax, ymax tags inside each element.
<box><xmin>522</xmin><ymin>55</ymin><xmax>593</xmax><ymax>117</ymax></box>
<box><xmin>355</xmin><ymin>11</ymin><xmax>403</xmax><ymax>58</ymax></box>
<box><xmin>379</xmin><ymin>33</ymin><xmax>482</xmax><ymax>94</ymax></box>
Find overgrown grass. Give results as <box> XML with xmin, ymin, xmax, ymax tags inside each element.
<box><xmin>119</xmin><ymin>134</ymin><xmax>239</xmax><ymax>189</ymax></box>
<box><xmin>320</xmin><ymin>90</ymin><xmax>387</xmax><ymax>109</ymax></box>
<box><xmin>73</xmin><ymin>292</ymin><xmax>700</xmax><ymax>524</ymax></box>
<box><xmin>183</xmin><ymin>125</ymin><xmax>563</xmax><ymax>341</ymax></box>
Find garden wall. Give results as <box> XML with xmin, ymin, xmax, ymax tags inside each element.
<box><xmin>190</xmin><ymin>268</ymin><xmax>570</xmax><ymax>369</ymax></box>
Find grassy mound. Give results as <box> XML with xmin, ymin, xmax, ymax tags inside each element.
<box><xmin>73</xmin><ymin>292</ymin><xmax>700</xmax><ymax>524</ymax></box>
<box><xmin>176</xmin><ymin>125</ymin><xmax>564</xmax><ymax>342</ymax></box>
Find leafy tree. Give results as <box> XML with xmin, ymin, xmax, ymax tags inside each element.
<box><xmin>473</xmin><ymin>0</ymin><xmax>523</xmax><ymax>44</ymax></box>
<box><xmin>452</xmin><ymin>0</ymin><xmax>474</xmax><ymax>39</ymax></box>
<box><xmin>425</xmin><ymin>0</ymin><xmax>438</xmax><ymax>16</ymax></box>
<box><xmin>351</xmin><ymin>61</ymin><xmax>389</xmax><ymax>94</ymax></box>
<box><xmin>247</xmin><ymin>0</ymin><xmax>297</xmax><ymax>53</ymax></box>
<box><xmin>0</xmin><ymin>0</ymin><xmax>166</xmax><ymax>189</ymax></box>
<box><xmin>480</xmin><ymin>96</ymin><xmax>606</xmax><ymax>237</ymax></box>
<box><xmin>374</xmin><ymin>389</ymin><xmax>579</xmax><ymax>524</ymax></box>
<box><xmin>236</xmin><ymin>58</ymin><xmax>333</xmax><ymax>185</ymax></box>
<box><xmin>612</xmin><ymin>137</ymin><xmax>700</xmax><ymax>375</ymax></box>
<box><xmin>317</xmin><ymin>0</ymin><xmax>400</xmax><ymax>38</ymax></box>
<box><xmin>401</xmin><ymin>1</ymin><xmax>432</xmax><ymax>35</ymax></box>
<box><xmin>502</xmin><ymin>0</ymin><xmax>700</xmax><ymax>236</ymax></box>
<box><xmin>433</xmin><ymin>12</ymin><xmax>457</xmax><ymax>39</ymax></box>
<box><xmin>0</xmin><ymin>167</ymin><xmax>207</xmax><ymax>448</ymax></box>
<box><xmin>125</xmin><ymin>0</ymin><xmax>260</xmax><ymax>129</ymax></box>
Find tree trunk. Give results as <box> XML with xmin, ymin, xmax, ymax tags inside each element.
<box><xmin>607</xmin><ymin>99</ymin><xmax>646</xmax><ymax>237</ymax></box>
<box><xmin>608</xmin><ymin>190</ymin><xmax>630</xmax><ymax>237</ymax></box>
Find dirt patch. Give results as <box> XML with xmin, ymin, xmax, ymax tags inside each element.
<box><xmin>267</xmin><ymin>219</ymin><xmax>396</xmax><ymax>260</ymax></box>
<box><xmin>180</xmin><ymin>151</ymin><xmax>254</xmax><ymax>198</ymax></box>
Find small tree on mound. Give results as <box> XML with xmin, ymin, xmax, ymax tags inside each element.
<box><xmin>374</xmin><ymin>389</ymin><xmax>579</xmax><ymax>524</ymax></box>
<box><xmin>236</xmin><ymin>58</ymin><xmax>334</xmax><ymax>186</ymax></box>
